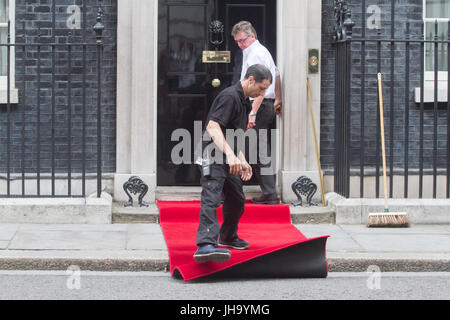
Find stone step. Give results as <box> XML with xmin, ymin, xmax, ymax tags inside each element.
<box><xmin>154</xmin><ymin>186</ymin><xmax>262</xmax><ymax>201</ymax></box>
<box><xmin>113</xmin><ymin>200</ymin><xmax>335</xmax><ymax>226</ymax></box>
<box><xmin>112</xmin><ymin>203</ymin><xmax>160</xmax><ymax>224</ymax></box>
<box><xmin>0</xmin><ymin>193</ymin><xmax>112</xmax><ymax>224</ymax></box>
<box><xmin>113</xmin><ymin>186</ymin><xmax>335</xmax><ymax>224</ymax></box>
<box><xmin>289</xmin><ymin>205</ymin><xmax>336</xmax><ymax>224</ymax></box>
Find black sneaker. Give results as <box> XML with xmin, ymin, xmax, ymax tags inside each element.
<box><xmin>251</xmin><ymin>195</ymin><xmax>279</xmax><ymax>205</ymax></box>
<box><xmin>219</xmin><ymin>237</ymin><xmax>249</xmax><ymax>250</ymax></box>
<box><xmin>193</xmin><ymin>244</ymin><xmax>231</xmax><ymax>263</ymax></box>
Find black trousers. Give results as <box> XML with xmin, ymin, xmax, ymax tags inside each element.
<box><xmin>196</xmin><ymin>164</ymin><xmax>246</xmax><ymax>247</ymax></box>
<box><xmin>251</xmin><ymin>99</ymin><xmax>277</xmax><ymax>197</ymax></box>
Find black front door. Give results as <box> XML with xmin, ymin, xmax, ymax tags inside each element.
<box><xmin>157</xmin><ymin>0</ymin><xmax>277</xmax><ymax>186</ymax></box>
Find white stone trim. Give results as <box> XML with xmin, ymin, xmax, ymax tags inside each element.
<box><xmin>115</xmin><ymin>0</ymin><xmax>158</xmax><ymax>202</ymax></box>
<box><xmin>278</xmin><ymin>0</ymin><xmax>323</xmax><ymax>203</ymax></box>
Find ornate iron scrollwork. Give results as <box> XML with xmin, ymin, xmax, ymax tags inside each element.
<box><xmin>333</xmin><ymin>0</ymin><xmax>355</xmax><ymax>42</ymax></box>
<box><xmin>209</xmin><ymin>20</ymin><xmax>224</xmax><ymax>48</ymax></box>
<box><xmin>291</xmin><ymin>176</ymin><xmax>318</xmax><ymax>207</ymax></box>
<box><xmin>123</xmin><ymin>176</ymin><xmax>149</xmax><ymax>207</ymax></box>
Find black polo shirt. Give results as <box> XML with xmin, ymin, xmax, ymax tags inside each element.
<box><xmin>202</xmin><ymin>81</ymin><xmax>251</xmax><ymax>162</ymax></box>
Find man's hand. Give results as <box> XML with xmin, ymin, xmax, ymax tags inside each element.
<box><xmin>246</xmin><ymin>95</ymin><xmax>264</xmax><ymax>130</ymax></box>
<box><xmin>240</xmin><ymin>161</ymin><xmax>253</xmax><ymax>182</ymax></box>
<box><xmin>274</xmin><ymin>75</ymin><xmax>282</xmax><ymax>117</ymax></box>
<box><xmin>274</xmin><ymin>101</ymin><xmax>282</xmax><ymax>117</ymax></box>
<box><xmin>226</xmin><ymin>152</ymin><xmax>243</xmax><ymax>176</ymax></box>
<box><xmin>247</xmin><ymin>113</ymin><xmax>256</xmax><ymax>130</ymax></box>
<box><xmin>237</xmin><ymin>152</ymin><xmax>253</xmax><ymax>181</ymax></box>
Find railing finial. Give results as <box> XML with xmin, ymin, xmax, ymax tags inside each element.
<box><xmin>93</xmin><ymin>0</ymin><xmax>104</xmax><ymax>44</ymax></box>
<box><xmin>333</xmin><ymin>0</ymin><xmax>355</xmax><ymax>42</ymax></box>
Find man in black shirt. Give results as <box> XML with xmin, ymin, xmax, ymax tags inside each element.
<box><xmin>194</xmin><ymin>64</ymin><xmax>273</xmax><ymax>263</ymax></box>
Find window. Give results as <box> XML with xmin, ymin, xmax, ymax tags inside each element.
<box><xmin>0</xmin><ymin>0</ymin><xmax>9</xmax><ymax>77</ymax></box>
<box><xmin>416</xmin><ymin>0</ymin><xmax>450</xmax><ymax>102</ymax></box>
<box><xmin>424</xmin><ymin>0</ymin><xmax>450</xmax><ymax>74</ymax></box>
<box><xmin>0</xmin><ymin>0</ymin><xmax>17</xmax><ymax>103</ymax></box>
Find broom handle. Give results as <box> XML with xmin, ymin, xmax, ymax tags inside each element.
<box><xmin>307</xmin><ymin>78</ymin><xmax>326</xmax><ymax>206</ymax></box>
<box><xmin>377</xmin><ymin>73</ymin><xmax>389</xmax><ymax>211</ymax></box>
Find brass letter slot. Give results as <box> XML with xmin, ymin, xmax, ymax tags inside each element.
<box><xmin>202</xmin><ymin>50</ymin><xmax>231</xmax><ymax>64</ymax></box>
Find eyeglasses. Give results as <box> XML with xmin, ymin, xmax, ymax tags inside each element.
<box><xmin>235</xmin><ymin>36</ymin><xmax>249</xmax><ymax>44</ymax></box>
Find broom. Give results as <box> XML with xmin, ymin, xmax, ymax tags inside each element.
<box><xmin>367</xmin><ymin>73</ymin><xmax>410</xmax><ymax>228</ymax></box>
<box><xmin>307</xmin><ymin>78</ymin><xmax>326</xmax><ymax>206</ymax></box>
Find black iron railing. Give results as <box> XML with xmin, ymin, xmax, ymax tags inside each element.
<box><xmin>0</xmin><ymin>1</ymin><xmax>105</xmax><ymax>198</ymax></box>
<box><xmin>332</xmin><ymin>0</ymin><xmax>450</xmax><ymax>199</ymax></box>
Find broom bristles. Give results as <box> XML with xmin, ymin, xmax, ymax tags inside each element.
<box><xmin>367</xmin><ymin>212</ymin><xmax>410</xmax><ymax>228</ymax></box>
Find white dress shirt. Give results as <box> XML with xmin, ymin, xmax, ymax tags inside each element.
<box><xmin>240</xmin><ymin>40</ymin><xmax>278</xmax><ymax>99</ymax></box>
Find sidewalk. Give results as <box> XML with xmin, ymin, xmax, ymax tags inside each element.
<box><xmin>0</xmin><ymin>223</ymin><xmax>449</xmax><ymax>273</ymax></box>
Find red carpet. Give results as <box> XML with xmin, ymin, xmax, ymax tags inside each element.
<box><xmin>158</xmin><ymin>200</ymin><xmax>329</xmax><ymax>281</ymax></box>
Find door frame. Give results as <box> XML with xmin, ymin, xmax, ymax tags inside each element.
<box><xmin>115</xmin><ymin>0</ymin><xmax>324</xmax><ymax>204</ymax></box>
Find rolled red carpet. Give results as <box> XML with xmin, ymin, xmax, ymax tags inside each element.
<box><xmin>158</xmin><ymin>200</ymin><xmax>329</xmax><ymax>281</ymax></box>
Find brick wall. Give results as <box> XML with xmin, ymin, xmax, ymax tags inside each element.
<box><xmin>321</xmin><ymin>0</ymin><xmax>449</xmax><ymax>172</ymax></box>
<box><xmin>0</xmin><ymin>0</ymin><xmax>117</xmax><ymax>175</ymax></box>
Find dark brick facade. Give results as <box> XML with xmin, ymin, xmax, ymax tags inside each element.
<box><xmin>3</xmin><ymin>0</ymin><xmax>447</xmax><ymax>180</ymax></box>
<box><xmin>0</xmin><ymin>0</ymin><xmax>117</xmax><ymax>175</ymax></box>
<box><xmin>321</xmin><ymin>0</ymin><xmax>449</xmax><ymax>172</ymax></box>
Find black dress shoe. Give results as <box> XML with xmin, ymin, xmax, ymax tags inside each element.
<box><xmin>251</xmin><ymin>195</ymin><xmax>279</xmax><ymax>205</ymax></box>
